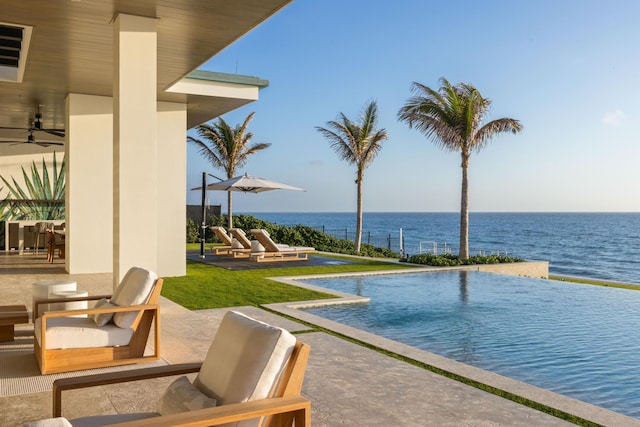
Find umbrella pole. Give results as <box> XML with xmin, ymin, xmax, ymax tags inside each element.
<box><xmin>200</xmin><ymin>172</ymin><xmax>206</xmax><ymax>258</ymax></box>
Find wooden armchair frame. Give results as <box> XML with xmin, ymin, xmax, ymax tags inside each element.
<box><xmin>52</xmin><ymin>341</ymin><xmax>311</xmax><ymax>427</ymax></box>
<box><xmin>34</xmin><ymin>279</ymin><xmax>163</xmax><ymax>375</ymax></box>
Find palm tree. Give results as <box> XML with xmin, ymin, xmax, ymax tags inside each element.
<box><xmin>188</xmin><ymin>112</ymin><xmax>270</xmax><ymax>228</ymax></box>
<box><xmin>398</xmin><ymin>78</ymin><xmax>522</xmax><ymax>258</ymax></box>
<box><xmin>316</xmin><ymin>100</ymin><xmax>389</xmax><ymax>253</ymax></box>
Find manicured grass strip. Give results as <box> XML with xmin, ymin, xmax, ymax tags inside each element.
<box><xmin>161</xmin><ymin>258</ymin><xmax>412</xmax><ymax>310</ymax></box>
<box><xmin>550</xmin><ymin>275</ymin><xmax>640</xmax><ymax>291</ymax></box>
<box><xmin>262</xmin><ymin>308</ymin><xmax>601</xmax><ymax>427</ymax></box>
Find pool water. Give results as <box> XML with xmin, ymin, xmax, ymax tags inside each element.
<box><xmin>303</xmin><ymin>271</ymin><xmax>640</xmax><ymax>419</ymax></box>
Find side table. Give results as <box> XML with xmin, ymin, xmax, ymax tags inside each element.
<box><xmin>32</xmin><ymin>279</ymin><xmax>77</xmax><ymax>318</ymax></box>
<box><xmin>0</xmin><ymin>305</ymin><xmax>29</xmax><ymax>342</ymax></box>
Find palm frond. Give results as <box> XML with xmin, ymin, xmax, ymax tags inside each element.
<box><xmin>0</xmin><ymin>153</ymin><xmax>66</xmax><ymax>220</ymax></box>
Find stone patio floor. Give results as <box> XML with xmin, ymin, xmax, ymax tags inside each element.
<box><xmin>1</xmin><ymin>251</ymin><xmax>638</xmax><ymax>426</ymax></box>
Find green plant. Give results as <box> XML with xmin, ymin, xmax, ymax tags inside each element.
<box><xmin>0</xmin><ymin>152</ymin><xmax>65</xmax><ymax>220</ymax></box>
<box><xmin>407</xmin><ymin>253</ymin><xmax>524</xmax><ymax>266</ymax></box>
<box><xmin>186</xmin><ymin>218</ymin><xmax>200</xmax><ymax>243</ymax></box>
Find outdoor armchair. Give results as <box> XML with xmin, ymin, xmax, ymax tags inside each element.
<box><xmin>27</xmin><ymin>311</ymin><xmax>311</xmax><ymax>427</ymax></box>
<box><xmin>34</xmin><ymin>266</ymin><xmax>162</xmax><ymax>374</ymax></box>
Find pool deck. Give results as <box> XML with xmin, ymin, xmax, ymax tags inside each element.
<box><xmin>1</xmin><ymin>252</ymin><xmax>639</xmax><ymax>426</ymax></box>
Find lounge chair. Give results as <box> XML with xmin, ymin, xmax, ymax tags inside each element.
<box><xmin>34</xmin><ymin>266</ymin><xmax>162</xmax><ymax>374</ymax></box>
<box><xmin>249</xmin><ymin>229</ymin><xmax>315</xmax><ymax>262</ymax></box>
<box><xmin>228</xmin><ymin>228</ymin><xmax>253</xmax><ymax>258</ymax></box>
<box><xmin>209</xmin><ymin>226</ymin><xmax>233</xmax><ymax>254</ymax></box>
<box><xmin>27</xmin><ymin>311</ymin><xmax>311</xmax><ymax>427</ymax></box>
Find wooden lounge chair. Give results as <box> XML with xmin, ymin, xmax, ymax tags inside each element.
<box><xmin>249</xmin><ymin>229</ymin><xmax>315</xmax><ymax>262</ymax></box>
<box><xmin>208</xmin><ymin>226</ymin><xmax>233</xmax><ymax>254</ymax></box>
<box><xmin>34</xmin><ymin>267</ymin><xmax>162</xmax><ymax>374</ymax></box>
<box><xmin>28</xmin><ymin>311</ymin><xmax>311</xmax><ymax>427</ymax></box>
<box><xmin>228</xmin><ymin>228</ymin><xmax>253</xmax><ymax>258</ymax></box>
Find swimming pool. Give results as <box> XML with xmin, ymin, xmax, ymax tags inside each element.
<box><xmin>302</xmin><ymin>271</ymin><xmax>640</xmax><ymax>419</ymax></box>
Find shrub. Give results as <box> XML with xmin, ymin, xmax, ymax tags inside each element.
<box><xmin>407</xmin><ymin>253</ymin><xmax>524</xmax><ymax>266</ymax></box>
<box><xmin>186</xmin><ymin>218</ymin><xmax>200</xmax><ymax>243</ymax></box>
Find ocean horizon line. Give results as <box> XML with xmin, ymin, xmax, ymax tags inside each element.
<box><xmin>239</xmin><ymin>211</ymin><xmax>640</xmax><ymax>215</ymax></box>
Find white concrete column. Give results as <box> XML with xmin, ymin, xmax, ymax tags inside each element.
<box><xmin>156</xmin><ymin>101</ymin><xmax>187</xmax><ymax>277</ymax></box>
<box><xmin>113</xmin><ymin>14</ymin><xmax>158</xmax><ymax>286</ymax></box>
<box><xmin>65</xmin><ymin>94</ymin><xmax>113</xmax><ymax>273</ymax></box>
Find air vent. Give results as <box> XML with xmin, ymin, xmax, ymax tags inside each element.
<box><xmin>0</xmin><ymin>23</ymin><xmax>32</xmax><ymax>83</ymax></box>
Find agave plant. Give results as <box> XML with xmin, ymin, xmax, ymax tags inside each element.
<box><xmin>0</xmin><ymin>152</ymin><xmax>65</xmax><ymax>221</ymax></box>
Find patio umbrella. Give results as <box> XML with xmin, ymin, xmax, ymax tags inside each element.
<box><xmin>194</xmin><ymin>173</ymin><xmax>304</xmax><ymax>193</ymax></box>
<box><xmin>191</xmin><ymin>173</ymin><xmax>304</xmax><ymax>255</ymax></box>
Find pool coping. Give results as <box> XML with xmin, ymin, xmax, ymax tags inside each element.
<box><xmin>265</xmin><ymin>268</ymin><xmax>640</xmax><ymax>427</ymax></box>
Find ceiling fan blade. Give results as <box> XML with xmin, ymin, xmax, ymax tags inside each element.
<box><xmin>0</xmin><ymin>125</ymin><xmax>28</xmax><ymax>131</ymax></box>
<box><xmin>42</xmin><ymin>129</ymin><xmax>66</xmax><ymax>138</ymax></box>
<box><xmin>37</xmin><ymin>141</ymin><xmax>64</xmax><ymax>146</ymax></box>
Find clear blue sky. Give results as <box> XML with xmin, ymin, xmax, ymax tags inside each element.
<box><xmin>187</xmin><ymin>0</ymin><xmax>640</xmax><ymax>213</ymax></box>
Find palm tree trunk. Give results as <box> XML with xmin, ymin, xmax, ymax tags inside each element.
<box><xmin>355</xmin><ymin>171</ymin><xmax>363</xmax><ymax>254</ymax></box>
<box><xmin>227</xmin><ymin>190</ymin><xmax>233</xmax><ymax>229</ymax></box>
<box><xmin>459</xmin><ymin>152</ymin><xmax>469</xmax><ymax>259</ymax></box>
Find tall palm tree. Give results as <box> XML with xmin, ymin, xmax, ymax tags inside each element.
<box><xmin>188</xmin><ymin>112</ymin><xmax>270</xmax><ymax>228</ymax></box>
<box><xmin>398</xmin><ymin>78</ymin><xmax>522</xmax><ymax>258</ymax></box>
<box><xmin>316</xmin><ymin>100</ymin><xmax>389</xmax><ymax>253</ymax></box>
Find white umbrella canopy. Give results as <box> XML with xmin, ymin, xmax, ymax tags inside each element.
<box><xmin>192</xmin><ymin>173</ymin><xmax>305</xmax><ymax>193</ymax></box>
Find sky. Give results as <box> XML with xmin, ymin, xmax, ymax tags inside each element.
<box><xmin>186</xmin><ymin>0</ymin><xmax>640</xmax><ymax>213</ymax></box>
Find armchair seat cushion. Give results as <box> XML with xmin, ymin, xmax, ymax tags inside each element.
<box><xmin>35</xmin><ymin>317</ymin><xmax>133</xmax><ymax>350</ymax></box>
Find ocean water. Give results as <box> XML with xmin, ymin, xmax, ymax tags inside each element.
<box><xmin>249</xmin><ymin>212</ymin><xmax>640</xmax><ymax>285</ymax></box>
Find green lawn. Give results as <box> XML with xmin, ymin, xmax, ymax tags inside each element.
<box><xmin>162</xmin><ymin>257</ymin><xmax>414</xmax><ymax>310</ymax></box>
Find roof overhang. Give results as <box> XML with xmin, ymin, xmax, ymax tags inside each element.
<box><xmin>0</xmin><ymin>0</ymin><xmax>291</xmax><ymax>134</ymax></box>
<box><xmin>167</xmin><ymin>71</ymin><xmax>270</xmax><ymax>128</ymax></box>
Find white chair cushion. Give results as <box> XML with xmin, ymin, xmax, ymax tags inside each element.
<box><xmin>157</xmin><ymin>376</ymin><xmax>217</xmax><ymax>415</ymax></box>
<box><xmin>35</xmin><ymin>317</ymin><xmax>134</xmax><ymax>350</ymax></box>
<box><xmin>193</xmin><ymin>311</ymin><xmax>296</xmax><ymax>407</ymax></box>
<box><xmin>110</xmin><ymin>267</ymin><xmax>157</xmax><ymax>328</ymax></box>
<box><xmin>90</xmin><ymin>298</ymin><xmax>116</xmax><ymax>327</ymax></box>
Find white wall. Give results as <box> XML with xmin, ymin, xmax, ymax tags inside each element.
<box><xmin>66</xmin><ymin>93</ymin><xmax>113</xmax><ymax>273</ymax></box>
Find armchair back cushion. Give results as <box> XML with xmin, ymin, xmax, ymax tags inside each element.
<box><xmin>194</xmin><ymin>311</ymin><xmax>296</xmax><ymax>407</ymax></box>
<box><xmin>110</xmin><ymin>267</ymin><xmax>158</xmax><ymax>328</ymax></box>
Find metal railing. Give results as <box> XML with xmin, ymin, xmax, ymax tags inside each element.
<box><xmin>418</xmin><ymin>241</ymin><xmax>509</xmax><ymax>256</ymax></box>
<box><xmin>314</xmin><ymin>226</ymin><xmax>402</xmax><ymax>252</ymax></box>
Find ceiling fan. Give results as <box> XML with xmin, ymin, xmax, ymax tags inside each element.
<box><xmin>0</xmin><ymin>130</ymin><xmax>64</xmax><ymax>147</ymax></box>
<box><xmin>0</xmin><ymin>108</ymin><xmax>66</xmax><ymax>138</ymax></box>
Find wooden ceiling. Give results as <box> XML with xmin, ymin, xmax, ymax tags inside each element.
<box><xmin>0</xmin><ymin>0</ymin><xmax>291</xmax><ymax>133</ymax></box>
